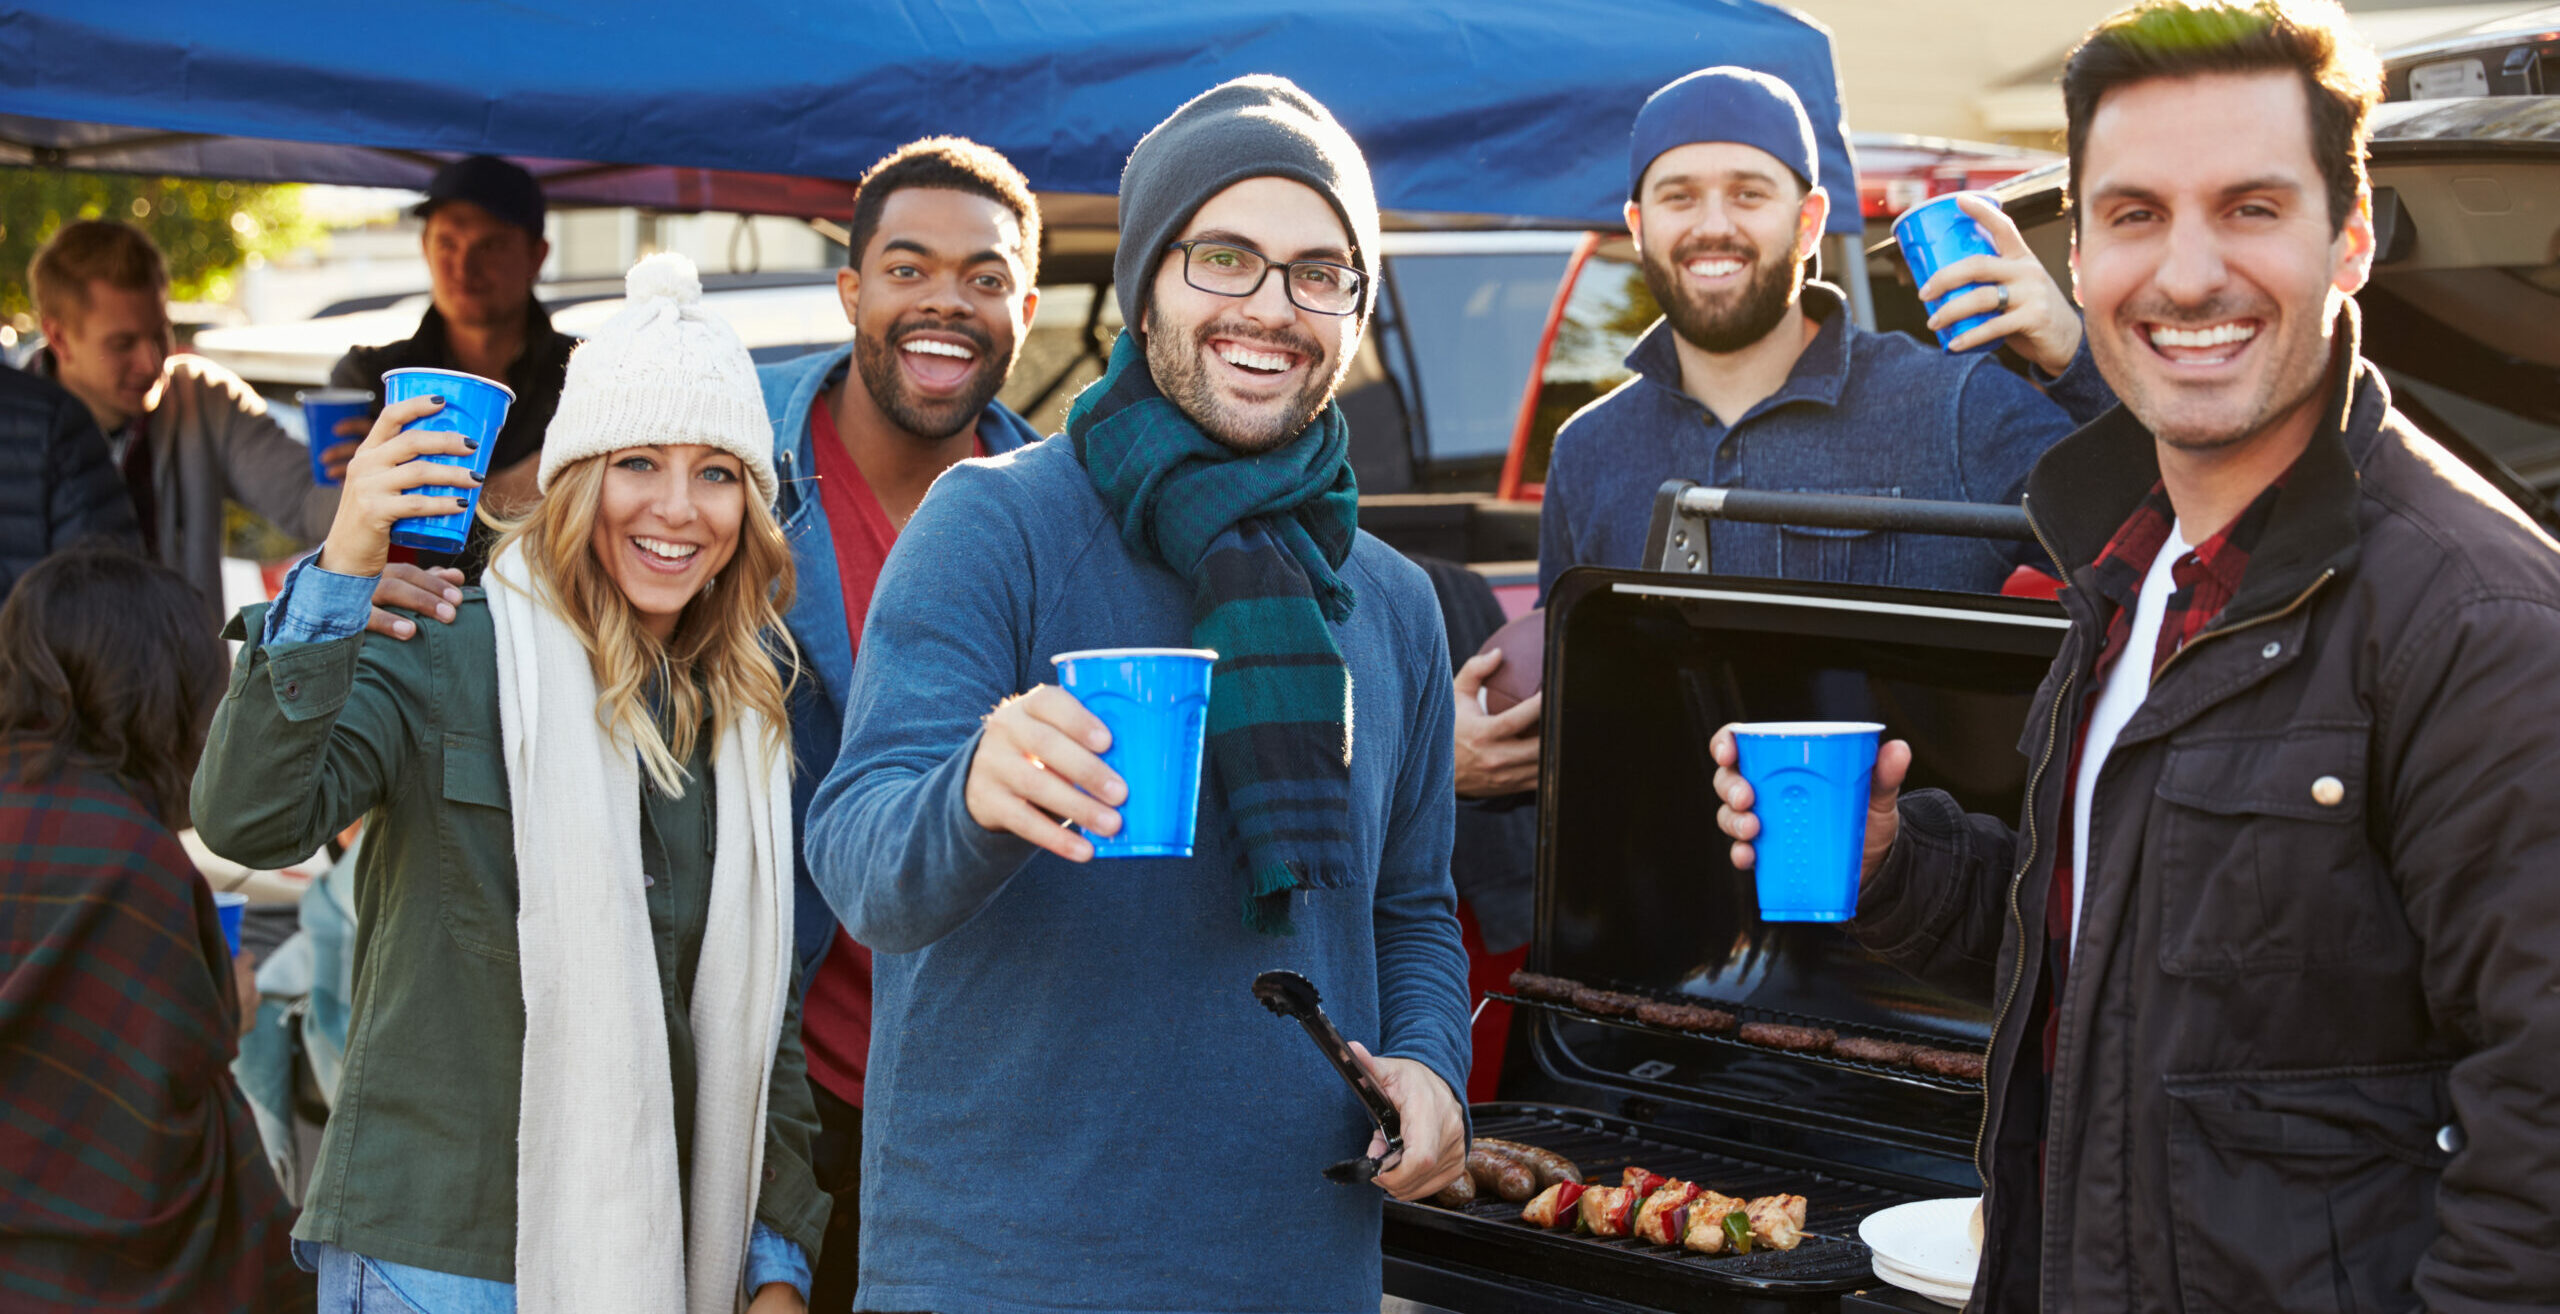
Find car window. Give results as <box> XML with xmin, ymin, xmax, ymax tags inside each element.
<box><xmin>1520</xmin><ymin>247</ymin><xmax>1655</xmax><ymax>485</ymax></box>
<box><xmin>1381</xmin><ymin>252</ymin><xmax>1573</xmax><ymax>465</ymax></box>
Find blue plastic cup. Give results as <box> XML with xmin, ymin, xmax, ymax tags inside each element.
<box><xmin>1051</xmin><ymin>647</ymin><xmax>1217</xmax><ymax>859</ymax></box>
<box><xmin>1732</xmin><ymin>721</ymin><xmax>1885</xmax><ymax>922</ymax></box>
<box><xmin>295</xmin><ymin>388</ymin><xmax>374</xmax><ymax>487</ymax></box>
<box><xmin>380</xmin><ymin>367</ymin><xmax>513</xmax><ymax>553</ymax></box>
<box><xmin>213</xmin><ymin>890</ymin><xmax>248</xmax><ymax>956</ymax></box>
<box><xmin>1893</xmin><ymin>192</ymin><xmax>2004</xmax><ymax>353</ymax></box>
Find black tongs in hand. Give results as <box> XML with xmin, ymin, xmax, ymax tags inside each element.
<box><xmin>1252</xmin><ymin>969</ymin><xmax>1404</xmax><ymax>1184</ymax></box>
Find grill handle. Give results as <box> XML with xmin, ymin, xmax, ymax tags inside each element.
<box><xmin>1645</xmin><ymin>481</ymin><xmax>2035</xmax><ymax>575</ymax></box>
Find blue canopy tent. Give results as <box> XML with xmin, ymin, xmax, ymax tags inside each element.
<box><xmin>0</xmin><ymin>0</ymin><xmax>1860</xmax><ymax>233</ymax></box>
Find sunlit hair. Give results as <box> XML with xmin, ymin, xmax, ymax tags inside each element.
<box><xmin>2064</xmin><ymin>0</ymin><xmax>2381</xmax><ymax>235</ymax></box>
<box><xmin>0</xmin><ymin>550</ymin><xmax>226</xmax><ymax>830</ymax></box>
<box><xmin>489</xmin><ymin>453</ymin><xmax>798</xmax><ymax>795</ymax></box>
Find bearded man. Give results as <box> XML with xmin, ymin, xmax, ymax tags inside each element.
<box><xmin>803</xmin><ymin>76</ymin><xmax>1469</xmax><ymax>1313</ymax></box>
<box><xmin>1457</xmin><ymin>67</ymin><xmax>2122</xmax><ymax>804</ymax></box>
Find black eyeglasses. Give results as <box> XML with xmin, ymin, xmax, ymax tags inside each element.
<box><xmin>1167</xmin><ymin>240</ymin><xmax>1367</xmax><ymax>316</ymax></box>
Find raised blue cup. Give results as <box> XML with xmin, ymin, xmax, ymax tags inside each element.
<box><xmin>213</xmin><ymin>890</ymin><xmax>248</xmax><ymax>957</ymax></box>
<box><xmin>1051</xmin><ymin>647</ymin><xmax>1217</xmax><ymax>859</ymax></box>
<box><xmin>381</xmin><ymin>367</ymin><xmax>513</xmax><ymax>553</ymax></box>
<box><xmin>295</xmin><ymin>388</ymin><xmax>374</xmax><ymax>487</ymax></box>
<box><xmin>1893</xmin><ymin>192</ymin><xmax>2004</xmax><ymax>353</ymax></box>
<box><xmin>1733</xmin><ymin>721</ymin><xmax>1885</xmax><ymax>922</ymax></box>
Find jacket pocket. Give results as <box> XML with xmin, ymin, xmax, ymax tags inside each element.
<box><xmin>1774</xmin><ymin>485</ymin><xmax>1897</xmax><ymax>585</ymax></box>
<box><xmin>2149</xmin><ymin>723</ymin><xmax>2381</xmax><ymax>975</ymax></box>
<box><xmin>2161</xmin><ymin>1065</ymin><xmax>2450</xmax><ymax>1314</ymax></box>
<box><xmin>437</xmin><ymin>735</ymin><xmax>519</xmax><ymax>961</ymax></box>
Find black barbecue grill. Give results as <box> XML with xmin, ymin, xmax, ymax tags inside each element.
<box><xmin>1384</xmin><ymin>505</ymin><xmax>2068</xmax><ymax>1313</ymax></box>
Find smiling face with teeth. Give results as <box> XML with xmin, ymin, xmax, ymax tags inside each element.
<box><xmin>1142</xmin><ymin>177</ymin><xmax>1361</xmax><ymax>454</ymax></box>
<box><xmin>1625</xmin><ymin>142</ymin><xmax>1827</xmax><ymax>355</ymax></box>
<box><xmin>843</xmin><ymin>187</ymin><xmax>1039</xmax><ymax>443</ymax></box>
<box><xmin>2072</xmin><ymin>71</ymin><xmax>2375</xmax><ymax>460</ymax></box>
<box><xmin>584</xmin><ymin>443</ymin><xmax>749</xmax><ymax>642</ymax></box>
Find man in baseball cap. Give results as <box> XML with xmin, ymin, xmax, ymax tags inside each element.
<box><xmin>802</xmin><ymin>75</ymin><xmax>1469</xmax><ymax>1312</ymax></box>
<box><xmin>327</xmin><ymin>154</ymin><xmax>572</xmax><ymax>587</ymax></box>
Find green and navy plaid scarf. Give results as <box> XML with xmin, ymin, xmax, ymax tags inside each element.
<box><xmin>1069</xmin><ymin>329</ymin><xmax>1359</xmax><ymax>934</ymax></box>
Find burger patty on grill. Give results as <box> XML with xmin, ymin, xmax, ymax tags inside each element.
<box><xmin>1828</xmin><ymin>1036</ymin><xmax>1919</xmax><ymax>1065</ymax></box>
<box><xmin>1633</xmin><ymin>1000</ymin><xmax>1737</xmax><ymax>1033</ymax></box>
<box><xmin>1737</xmin><ymin>1022</ymin><xmax>1838</xmax><ymax>1052</ymax></box>
<box><xmin>1912</xmin><ymin>1047</ymin><xmax>1986</xmax><ymax>1080</ymax></box>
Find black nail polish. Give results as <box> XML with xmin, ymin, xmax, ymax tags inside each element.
<box><xmin>429</xmin><ymin>394</ymin><xmax>445</xmax><ymax>405</ymax></box>
<box><xmin>464</xmin><ymin>434</ymin><xmax>480</xmax><ymax>449</ymax></box>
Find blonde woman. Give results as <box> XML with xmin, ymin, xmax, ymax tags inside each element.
<box><xmin>194</xmin><ymin>254</ymin><xmax>822</xmax><ymax>1314</ymax></box>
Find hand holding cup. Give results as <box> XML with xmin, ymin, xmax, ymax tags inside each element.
<box><xmin>317</xmin><ymin>395</ymin><xmax>479</xmax><ymax>580</ymax></box>
<box><xmin>967</xmin><ymin>685</ymin><xmax>1125</xmax><ymax>862</ymax></box>
<box><xmin>1910</xmin><ymin>193</ymin><xmax>2083</xmax><ymax>374</ymax></box>
<box><xmin>1711</xmin><ymin>724</ymin><xmax>1912</xmax><ymax>915</ymax></box>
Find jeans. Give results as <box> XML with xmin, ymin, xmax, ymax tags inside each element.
<box><xmin>300</xmin><ymin>1240</ymin><xmax>434</xmax><ymax>1313</ymax></box>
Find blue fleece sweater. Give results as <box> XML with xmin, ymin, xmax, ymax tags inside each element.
<box><xmin>804</xmin><ymin>436</ymin><xmax>1469</xmax><ymax>1314</ymax></box>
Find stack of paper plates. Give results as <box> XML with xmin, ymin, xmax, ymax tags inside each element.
<box><xmin>1858</xmin><ymin>1197</ymin><xmax>1981</xmax><ymax>1308</ymax></box>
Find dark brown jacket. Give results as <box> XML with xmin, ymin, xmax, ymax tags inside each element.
<box><xmin>1856</xmin><ymin>329</ymin><xmax>2560</xmax><ymax>1314</ymax></box>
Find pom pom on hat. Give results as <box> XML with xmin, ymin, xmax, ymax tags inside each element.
<box><xmin>537</xmin><ymin>251</ymin><xmax>777</xmax><ymax>505</ymax></box>
<box><xmin>624</xmin><ymin>250</ymin><xmax>703</xmax><ymax>306</ymax></box>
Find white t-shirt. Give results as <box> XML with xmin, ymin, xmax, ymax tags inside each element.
<box><xmin>2068</xmin><ymin>524</ymin><xmax>2191</xmax><ymax>940</ymax></box>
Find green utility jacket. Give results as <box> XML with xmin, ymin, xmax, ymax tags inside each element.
<box><xmin>193</xmin><ymin>594</ymin><xmax>826</xmax><ymax>1281</ymax></box>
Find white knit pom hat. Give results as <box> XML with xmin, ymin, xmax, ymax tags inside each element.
<box><xmin>537</xmin><ymin>252</ymin><xmax>778</xmax><ymax>505</ymax></box>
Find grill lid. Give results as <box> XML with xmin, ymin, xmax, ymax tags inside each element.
<box><xmin>1526</xmin><ymin>569</ymin><xmax>2067</xmax><ymax>1151</ymax></box>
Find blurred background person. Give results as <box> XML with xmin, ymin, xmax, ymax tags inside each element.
<box><xmin>27</xmin><ymin>219</ymin><xmax>341</xmax><ymax>622</ymax></box>
<box><xmin>329</xmin><ymin>155</ymin><xmax>572</xmax><ymax>581</ymax></box>
<box><xmin>0</xmin><ymin>549</ymin><xmax>308</xmax><ymax>1312</ymax></box>
<box><xmin>0</xmin><ymin>363</ymin><xmax>139</xmax><ymax>601</ymax></box>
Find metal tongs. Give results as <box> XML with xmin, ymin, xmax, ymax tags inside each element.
<box><xmin>1252</xmin><ymin>969</ymin><xmax>1404</xmax><ymax>1184</ymax></box>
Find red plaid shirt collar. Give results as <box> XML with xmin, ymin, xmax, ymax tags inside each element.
<box><xmin>2081</xmin><ymin>475</ymin><xmax>2285</xmax><ymax>689</ymax></box>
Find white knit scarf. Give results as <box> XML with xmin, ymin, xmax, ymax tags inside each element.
<box><xmin>486</xmin><ymin>543</ymin><xmax>793</xmax><ymax>1314</ymax></box>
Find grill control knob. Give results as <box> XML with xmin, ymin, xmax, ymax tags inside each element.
<box><xmin>2311</xmin><ymin>776</ymin><xmax>2346</xmax><ymax>807</ymax></box>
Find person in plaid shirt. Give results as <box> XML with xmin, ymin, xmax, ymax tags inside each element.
<box><xmin>0</xmin><ymin>551</ymin><xmax>306</xmax><ymax>1312</ymax></box>
<box><xmin>1712</xmin><ymin>3</ymin><xmax>2560</xmax><ymax>1310</ymax></box>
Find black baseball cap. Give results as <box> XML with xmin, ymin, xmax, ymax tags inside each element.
<box><xmin>415</xmin><ymin>155</ymin><xmax>546</xmax><ymax>240</ymax></box>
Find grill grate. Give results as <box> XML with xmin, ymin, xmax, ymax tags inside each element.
<box><xmin>1387</xmin><ymin>1104</ymin><xmax>1940</xmax><ymax>1302</ymax></box>
<box><xmin>1488</xmin><ymin>987</ymin><xmax>1985</xmax><ymax>1094</ymax></box>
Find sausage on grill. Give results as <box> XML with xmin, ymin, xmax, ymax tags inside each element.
<box><xmin>1465</xmin><ymin>1143</ymin><xmax>1539</xmax><ymax>1202</ymax></box>
<box><xmin>1476</xmin><ymin>1137</ymin><xmax>1583</xmax><ymax>1187</ymax></box>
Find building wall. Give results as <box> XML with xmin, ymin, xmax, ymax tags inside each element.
<box><xmin>1784</xmin><ymin>0</ymin><xmax>2121</xmax><ymax>145</ymax></box>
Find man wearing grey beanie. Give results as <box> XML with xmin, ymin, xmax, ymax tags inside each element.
<box><xmin>803</xmin><ymin>75</ymin><xmax>1470</xmax><ymax>1313</ymax></box>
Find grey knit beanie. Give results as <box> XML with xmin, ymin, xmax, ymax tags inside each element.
<box><xmin>1113</xmin><ymin>75</ymin><xmax>1381</xmax><ymax>334</ymax></box>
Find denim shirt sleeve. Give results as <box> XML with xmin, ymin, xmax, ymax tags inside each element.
<box><xmin>262</xmin><ymin>555</ymin><xmax>380</xmax><ymax>646</ymax></box>
<box><xmin>2026</xmin><ymin>326</ymin><xmax>2119</xmax><ymax>427</ymax></box>
<box><xmin>746</xmin><ymin>1222</ymin><xmax>812</xmax><ymax>1301</ymax></box>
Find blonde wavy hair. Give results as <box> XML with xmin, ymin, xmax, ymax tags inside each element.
<box><xmin>490</xmin><ymin>453</ymin><xmax>799</xmax><ymax>795</ymax></box>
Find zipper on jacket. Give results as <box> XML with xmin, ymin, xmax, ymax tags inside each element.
<box><xmin>1975</xmin><ymin>495</ymin><xmax>2075</xmax><ymax>1185</ymax></box>
<box><xmin>2148</xmin><ymin>568</ymin><xmax>2336</xmax><ymax>687</ymax></box>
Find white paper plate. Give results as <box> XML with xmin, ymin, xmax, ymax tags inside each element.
<box><xmin>1872</xmin><ymin>1252</ymin><xmax>1973</xmax><ymax>1306</ymax></box>
<box><xmin>1858</xmin><ymin>1196</ymin><xmax>1982</xmax><ymax>1287</ymax></box>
